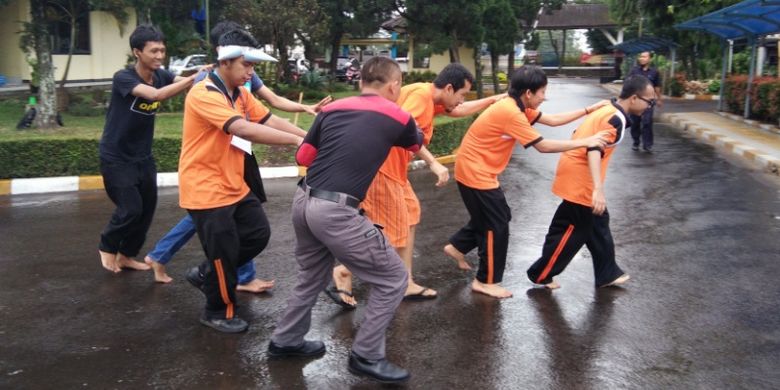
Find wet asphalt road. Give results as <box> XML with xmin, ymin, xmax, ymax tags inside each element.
<box><xmin>2</xmin><ymin>79</ymin><xmax>780</xmax><ymax>389</ymax></box>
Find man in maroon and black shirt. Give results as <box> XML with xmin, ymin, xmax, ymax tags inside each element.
<box><xmin>268</xmin><ymin>57</ymin><xmax>422</xmax><ymax>384</ymax></box>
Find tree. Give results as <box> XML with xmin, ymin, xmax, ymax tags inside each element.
<box><xmin>23</xmin><ymin>0</ymin><xmax>58</xmax><ymax>129</ymax></box>
<box><xmin>508</xmin><ymin>0</ymin><xmax>565</xmax><ymax>75</ymax></box>
<box><xmin>403</xmin><ymin>0</ymin><xmax>487</xmax><ymax>63</ymax></box>
<box><xmin>483</xmin><ymin>0</ymin><xmax>518</xmax><ymax>93</ymax></box>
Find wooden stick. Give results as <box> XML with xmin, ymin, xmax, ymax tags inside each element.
<box><xmin>293</xmin><ymin>92</ymin><xmax>304</xmax><ymax>126</ymax></box>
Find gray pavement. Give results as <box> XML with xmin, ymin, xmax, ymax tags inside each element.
<box><xmin>1</xmin><ymin>79</ymin><xmax>780</xmax><ymax>389</ymax></box>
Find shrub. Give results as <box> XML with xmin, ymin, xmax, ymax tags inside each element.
<box><xmin>159</xmin><ymin>94</ymin><xmax>185</xmax><ymax>113</ymax></box>
<box><xmin>724</xmin><ymin>75</ymin><xmax>780</xmax><ymax>123</ymax></box>
<box><xmin>426</xmin><ymin>116</ymin><xmax>475</xmax><ymax>156</ymax></box>
<box><xmin>403</xmin><ymin>71</ymin><xmax>437</xmax><ymax>85</ymax></box>
<box><xmin>66</xmin><ymin>94</ymin><xmax>106</xmax><ymax>117</ymax></box>
<box><xmin>707</xmin><ymin>80</ymin><xmax>721</xmax><ymax>94</ymax></box>
<box><xmin>668</xmin><ymin>73</ymin><xmax>686</xmax><ymax>97</ymax></box>
<box><xmin>0</xmin><ymin>137</ymin><xmax>182</xmax><ymax>178</ymax></box>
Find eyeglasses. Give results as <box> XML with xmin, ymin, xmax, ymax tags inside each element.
<box><xmin>636</xmin><ymin>95</ymin><xmax>656</xmax><ymax>108</ymax></box>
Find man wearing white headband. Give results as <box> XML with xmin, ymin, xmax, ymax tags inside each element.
<box><xmin>177</xmin><ymin>29</ymin><xmax>304</xmax><ymax>333</ymax></box>
<box><xmin>144</xmin><ymin>21</ymin><xmax>329</xmax><ymax>292</ymax></box>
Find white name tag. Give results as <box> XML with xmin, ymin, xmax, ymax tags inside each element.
<box><xmin>230</xmin><ymin>135</ymin><xmax>253</xmax><ymax>154</ymax></box>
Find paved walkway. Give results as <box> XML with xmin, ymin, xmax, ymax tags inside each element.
<box><xmin>602</xmin><ymin>83</ymin><xmax>780</xmax><ymax>175</ymax></box>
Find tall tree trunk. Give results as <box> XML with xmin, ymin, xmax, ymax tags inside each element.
<box><xmin>473</xmin><ymin>46</ymin><xmax>483</xmax><ymax>99</ymax></box>
<box><xmin>507</xmin><ymin>48</ymin><xmax>515</xmax><ymax>77</ymax></box>
<box><xmin>559</xmin><ymin>29</ymin><xmax>567</xmax><ymax>71</ymax></box>
<box><xmin>547</xmin><ymin>30</ymin><xmax>559</xmax><ymax>69</ymax></box>
<box><xmin>31</xmin><ymin>0</ymin><xmax>58</xmax><ymax>129</ymax></box>
<box><xmin>59</xmin><ymin>7</ymin><xmax>77</xmax><ymax>90</ymax></box>
<box><xmin>329</xmin><ymin>36</ymin><xmax>340</xmax><ymax>76</ymax></box>
<box><xmin>491</xmin><ymin>51</ymin><xmax>500</xmax><ymax>94</ymax></box>
<box><xmin>449</xmin><ymin>30</ymin><xmax>460</xmax><ymax>63</ymax></box>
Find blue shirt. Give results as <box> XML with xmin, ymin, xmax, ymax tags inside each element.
<box><xmin>628</xmin><ymin>65</ymin><xmax>661</xmax><ymax>88</ymax></box>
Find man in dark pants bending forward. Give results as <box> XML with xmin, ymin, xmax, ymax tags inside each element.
<box><xmin>268</xmin><ymin>57</ymin><xmax>423</xmax><ymax>384</ymax></box>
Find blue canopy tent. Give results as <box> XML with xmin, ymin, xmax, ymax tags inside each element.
<box><xmin>676</xmin><ymin>0</ymin><xmax>780</xmax><ymax>117</ymax></box>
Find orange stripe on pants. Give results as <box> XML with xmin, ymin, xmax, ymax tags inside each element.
<box><xmin>214</xmin><ymin>259</ymin><xmax>234</xmax><ymax>319</ymax></box>
<box><xmin>536</xmin><ymin>224</ymin><xmax>575</xmax><ymax>283</ymax></box>
<box><xmin>487</xmin><ymin>230</ymin><xmax>494</xmax><ymax>284</ymax></box>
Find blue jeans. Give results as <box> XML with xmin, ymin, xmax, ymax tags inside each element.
<box><xmin>146</xmin><ymin>214</ymin><xmax>257</xmax><ymax>284</ymax></box>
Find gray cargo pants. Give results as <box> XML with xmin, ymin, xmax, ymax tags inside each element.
<box><xmin>271</xmin><ymin>185</ymin><xmax>408</xmax><ymax>360</ymax></box>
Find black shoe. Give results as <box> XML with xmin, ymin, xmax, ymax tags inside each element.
<box><xmin>643</xmin><ymin>147</ymin><xmax>653</xmax><ymax>153</ymax></box>
<box><xmin>348</xmin><ymin>351</ymin><xmax>410</xmax><ymax>384</ymax></box>
<box><xmin>199</xmin><ymin>314</ymin><xmax>248</xmax><ymax>333</ymax></box>
<box><xmin>186</xmin><ymin>266</ymin><xmax>205</xmax><ymax>292</ymax></box>
<box><xmin>631</xmin><ymin>145</ymin><xmax>639</xmax><ymax>151</ymax></box>
<box><xmin>268</xmin><ymin>340</ymin><xmax>326</xmax><ymax>358</ymax></box>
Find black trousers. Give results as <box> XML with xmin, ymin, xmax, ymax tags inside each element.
<box><xmin>630</xmin><ymin>107</ymin><xmax>654</xmax><ymax>149</ymax></box>
<box><xmin>188</xmin><ymin>193</ymin><xmax>270</xmax><ymax>319</ymax></box>
<box><xmin>449</xmin><ymin>182</ymin><xmax>511</xmax><ymax>284</ymax></box>
<box><xmin>526</xmin><ymin>200</ymin><xmax>624</xmax><ymax>287</ymax></box>
<box><xmin>99</xmin><ymin>157</ymin><xmax>157</xmax><ymax>257</ymax></box>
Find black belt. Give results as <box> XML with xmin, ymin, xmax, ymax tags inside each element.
<box><xmin>299</xmin><ymin>180</ymin><xmax>361</xmax><ymax>209</ymax></box>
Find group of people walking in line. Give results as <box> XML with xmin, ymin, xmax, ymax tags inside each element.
<box><xmin>95</xmin><ymin>22</ymin><xmax>657</xmax><ymax>383</ymax></box>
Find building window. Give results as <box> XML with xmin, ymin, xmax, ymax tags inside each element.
<box><xmin>47</xmin><ymin>3</ymin><xmax>91</xmax><ymax>55</ymax></box>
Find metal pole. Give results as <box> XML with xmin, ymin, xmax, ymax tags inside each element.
<box><xmin>719</xmin><ymin>41</ymin><xmax>728</xmax><ymax>112</ymax></box>
<box><xmin>669</xmin><ymin>48</ymin><xmax>676</xmax><ymax>96</ymax></box>
<box><xmin>744</xmin><ymin>39</ymin><xmax>757</xmax><ymax>119</ymax></box>
<box><xmin>728</xmin><ymin>40</ymin><xmax>733</xmax><ymax>73</ymax></box>
<box><xmin>205</xmin><ymin>0</ymin><xmax>210</xmax><ymax>48</ymax></box>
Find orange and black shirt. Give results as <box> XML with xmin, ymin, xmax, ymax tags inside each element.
<box><xmin>178</xmin><ymin>72</ymin><xmax>271</xmax><ymax>210</ymax></box>
<box><xmin>378</xmin><ymin>83</ymin><xmax>447</xmax><ymax>184</ymax></box>
<box><xmin>552</xmin><ymin>98</ymin><xmax>629</xmax><ymax>207</ymax></box>
<box><xmin>455</xmin><ymin>97</ymin><xmax>543</xmax><ymax>190</ymax></box>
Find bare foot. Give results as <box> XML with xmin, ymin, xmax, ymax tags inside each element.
<box><xmin>542</xmin><ymin>279</ymin><xmax>560</xmax><ymax>289</ymax></box>
<box><xmin>471</xmin><ymin>279</ymin><xmax>513</xmax><ymax>298</ymax></box>
<box><xmin>600</xmin><ymin>274</ymin><xmax>630</xmax><ymax>288</ymax></box>
<box><xmin>333</xmin><ymin>265</ymin><xmax>357</xmax><ymax>306</ymax></box>
<box><xmin>99</xmin><ymin>250</ymin><xmax>120</xmax><ymax>273</ymax></box>
<box><xmin>117</xmin><ymin>253</ymin><xmax>151</xmax><ymax>271</ymax></box>
<box><xmin>443</xmin><ymin>244</ymin><xmax>471</xmax><ymax>270</ymax></box>
<box><xmin>405</xmin><ymin>282</ymin><xmax>437</xmax><ymax>298</ymax></box>
<box><xmin>144</xmin><ymin>256</ymin><xmax>172</xmax><ymax>283</ymax></box>
<box><xmin>237</xmin><ymin>278</ymin><xmax>275</xmax><ymax>293</ymax></box>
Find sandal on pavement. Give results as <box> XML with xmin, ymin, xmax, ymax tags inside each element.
<box><xmin>324</xmin><ymin>286</ymin><xmax>357</xmax><ymax>310</ymax></box>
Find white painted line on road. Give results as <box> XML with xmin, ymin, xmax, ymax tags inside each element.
<box><xmin>11</xmin><ymin>176</ymin><xmax>79</xmax><ymax>194</ymax></box>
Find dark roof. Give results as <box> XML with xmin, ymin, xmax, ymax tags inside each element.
<box><xmin>536</xmin><ymin>4</ymin><xmax>618</xmax><ymax>30</ymax></box>
<box><xmin>610</xmin><ymin>37</ymin><xmax>679</xmax><ymax>54</ymax></box>
<box><xmin>381</xmin><ymin>16</ymin><xmax>407</xmax><ymax>34</ymax></box>
<box><xmin>676</xmin><ymin>0</ymin><xmax>780</xmax><ymax>40</ymax></box>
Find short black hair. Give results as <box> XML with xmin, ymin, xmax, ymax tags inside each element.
<box><xmin>508</xmin><ymin>66</ymin><xmax>547</xmax><ymax>98</ymax></box>
<box><xmin>433</xmin><ymin>63</ymin><xmax>474</xmax><ymax>91</ymax></box>
<box><xmin>129</xmin><ymin>25</ymin><xmax>164</xmax><ymax>51</ymax></box>
<box><xmin>210</xmin><ymin>20</ymin><xmax>242</xmax><ymax>48</ymax></box>
<box><xmin>218</xmin><ymin>29</ymin><xmax>259</xmax><ymax>48</ymax></box>
<box><xmin>360</xmin><ymin>57</ymin><xmax>401</xmax><ymax>86</ymax></box>
<box><xmin>620</xmin><ymin>75</ymin><xmax>652</xmax><ymax>99</ymax></box>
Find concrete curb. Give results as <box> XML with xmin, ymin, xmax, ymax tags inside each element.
<box><xmin>660</xmin><ymin>112</ymin><xmax>780</xmax><ymax>176</ymax></box>
<box><xmin>0</xmin><ymin>154</ymin><xmax>458</xmax><ymax>196</ymax></box>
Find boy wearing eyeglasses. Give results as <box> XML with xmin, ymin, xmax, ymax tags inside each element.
<box><xmin>526</xmin><ymin>75</ymin><xmax>656</xmax><ymax>289</ymax></box>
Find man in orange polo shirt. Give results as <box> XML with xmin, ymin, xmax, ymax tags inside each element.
<box><xmin>178</xmin><ymin>30</ymin><xmax>303</xmax><ymax>333</ymax></box>
<box><xmin>526</xmin><ymin>75</ymin><xmax>655</xmax><ymax>290</ymax></box>
<box><xmin>329</xmin><ymin>64</ymin><xmax>506</xmax><ymax>306</ymax></box>
<box><xmin>446</xmin><ymin>66</ymin><xmax>610</xmax><ymax>298</ymax></box>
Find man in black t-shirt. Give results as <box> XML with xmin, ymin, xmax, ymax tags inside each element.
<box><xmin>98</xmin><ymin>25</ymin><xmax>206</xmax><ymax>273</ymax></box>
<box><xmin>268</xmin><ymin>58</ymin><xmax>421</xmax><ymax>384</ymax></box>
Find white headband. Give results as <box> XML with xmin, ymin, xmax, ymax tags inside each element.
<box><xmin>217</xmin><ymin>45</ymin><xmax>278</xmax><ymax>63</ymax></box>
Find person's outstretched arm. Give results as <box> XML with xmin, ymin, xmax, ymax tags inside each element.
<box><xmin>256</xmin><ymin>85</ymin><xmax>332</xmax><ymax>114</ymax></box>
<box><xmin>447</xmin><ymin>93</ymin><xmax>506</xmax><ymax>117</ymax></box>
<box><xmin>536</xmin><ymin>100</ymin><xmax>609</xmax><ymax>127</ymax></box>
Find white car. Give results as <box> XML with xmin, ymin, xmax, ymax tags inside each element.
<box><xmin>169</xmin><ymin>54</ymin><xmax>208</xmax><ymax>76</ymax></box>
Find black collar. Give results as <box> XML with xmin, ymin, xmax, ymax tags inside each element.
<box><xmin>610</xmin><ymin>97</ymin><xmax>629</xmax><ymax>118</ymax></box>
<box><xmin>513</xmin><ymin>95</ymin><xmax>526</xmax><ymax>111</ymax></box>
<box><xmin>208</xmin><ymin>71</ymin><xmax>241</xmax><ymax>104</ymax></box>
